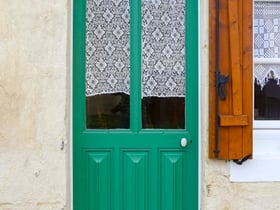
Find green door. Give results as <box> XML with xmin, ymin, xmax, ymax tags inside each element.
<box><xmin>73</xmin><ymin>0</ymin><xmax>198</xmax><ymax>209</ymax></box>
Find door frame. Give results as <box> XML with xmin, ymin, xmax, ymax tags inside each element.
<box><xmin>71</xmin><ymin>0</ymin><xmax>200</xmax><ymax>209</ymax></box>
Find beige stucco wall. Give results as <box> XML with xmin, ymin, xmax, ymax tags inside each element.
<box><xmin>1</xmin><ymin>0</ymin><xmax>280</xmax><ymax>210</ymax></box>
<box><xmin>0</xmin><ymin>0</ymin><xmax>69</xmax><ymax>209</ymax></box>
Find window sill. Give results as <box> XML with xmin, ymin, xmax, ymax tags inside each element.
<box><xmin>230</xmin><ymin>130</ymin><xmax>280</xmax><ymax>182</ymax></box>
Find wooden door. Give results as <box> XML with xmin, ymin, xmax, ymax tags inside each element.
<box><xmin>73</xmin><ymin>0</ymin><xmax>198</xmax><ymax>209</ymax></box>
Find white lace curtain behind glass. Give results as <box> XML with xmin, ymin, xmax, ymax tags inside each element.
<box><xmin>85</xmin><ymin>0</ymin><xmax>185</xmax><ymax>97</ymax></box>
<box><xmin>86</xmin><ymin>0</ymin><xmax>131</xmax><ymax>96</ymax></box>
<box><xmin>254</xmin><ymin>1</ymin><xmax>280</xmax><ymax>88</ymax></box>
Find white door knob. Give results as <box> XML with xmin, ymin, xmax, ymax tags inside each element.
<box><xmin>181</xmin><ymin>138</ymin><xmax>188</xmax><ymax>147</ymax></box>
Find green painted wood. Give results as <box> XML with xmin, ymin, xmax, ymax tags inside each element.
<box><xmin>130</xmin><ymin>0</ymin><xmax>142</xmax><ymax>132</ymax></box>
<box><xmin>88</xmin><ymin>152</ymin><xmax>112</xmax><ymax>210</ymax></box>
<box><xmin>73</xmin><ymin>0</ymin><xmax>198</xmax><ymax>209</ymax></box>
<box><xmin>123</xmin><ymin>151</ymin><xmax>148</xmax><ymax>210</ymax></box>
<box><xmin>160</xmin><ymin>152</ymin><xmax>184</xmax><ymax>210</ymax></box>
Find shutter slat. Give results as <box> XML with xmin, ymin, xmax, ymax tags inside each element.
<box><xmin>228</xmin><ymin>0</ymin><xmax>243</xmax><ymax>116</ymax></box>
<box><xmin>241</xmin><ymin>0</ymin><xmax>253</xmax><ymax>158</ymax></box>
<box><xmin>218</xmin><ymin>0</ymin><xmax>231</xmax><ymax>159</ymax></box>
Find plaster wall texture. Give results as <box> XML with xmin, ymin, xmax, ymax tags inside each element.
<box><xmin>1</xmin><ymin>0</ymin><xmax>280</xmax><ymax>210</ymax></box>
<box><xmin>0</xmin><ymin>0</ymin><xmax>68</xmax><ymax>209</ymax></box>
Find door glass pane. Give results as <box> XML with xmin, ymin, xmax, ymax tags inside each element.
<box><xmin>86</xmin><ymin>0</ymin><xmax>130</xmax><ymax>129</ymax></box>
<box><xmin>141</xmin><ymin>0</ymin><xmax>186</xmax><ymax>129</ymax></box>
<box><xmin>254</xmin><ymin>1</ymin><xmax>280</xmax><ymax>120</ymax></box>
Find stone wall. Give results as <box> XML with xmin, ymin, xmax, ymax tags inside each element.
<box><xmin>0</xmin><ymin>1</ymin><xmax>69</xmax><ymax>209</ymax></box>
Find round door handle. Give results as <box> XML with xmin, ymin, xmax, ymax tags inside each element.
<box><xmin>181</xmin><ymin>138</ymin><xmax>188</xmax><ymax>147</ymax></box>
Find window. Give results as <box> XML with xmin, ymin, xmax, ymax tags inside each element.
<box><xmin>230</xmin><ymin>0</ymin><xmax>280</xmax><ymax>182</ymax></box>
<box><xmin>254</xmin><ymin>1</ymin><xmax>280</xmax><ymax>127</ymax></box>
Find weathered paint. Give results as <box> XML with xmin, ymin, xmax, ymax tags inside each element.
<box><xmin>0</xmin><ymin>0</ymin><xmax>68</xmax><ymax>209</ymax></box>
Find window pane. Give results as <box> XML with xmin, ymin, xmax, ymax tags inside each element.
<box><xmin>255</xmin><ymin>79</ymin><xmax>280</xmax><ymax>120</ymax></box>
<box><xmin>141</xmin><ymin>0</ymin><xmax>186</xmax><ymax>129</ymax></box>
<box><xmin>87</xmin><ymin>94</ymin><xmax>130</xmax><ymax>128</ymax></box>
<box><xmin>254</xmin><ymin>1</ymin><xmax>280</xmax><ymax>121</ymax></box>
<box><xmin>254</xmin><ymin>2</ymin><xmax>280</xmax><ymax>59</ymax></box>
<box><xmin>85</xmin><ymin>0</ymin><xmax>130</xmax><ymax>129</ymax></box>
<box><xmin>142</xmin><ymin>97</ymin><xmax>185</xmax><ymax>129</ymax></box>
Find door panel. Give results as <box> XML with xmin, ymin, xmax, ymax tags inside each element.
<box><xmin>78</xmin><ymin>133</ymin><xmax>195</xmax><ymax>210</ymax></box>
<box><xmin>122</xmin><ymin>151</ymin><xmax>149</xmax><ymax>210</ymax></box>
<box><xmin>88</xmin><ymin>151</ymin><xmax>112</xmax><ymax>210</ymax></box>
<box><xmin>81</xmin><ymin>146</ymin><xmax>192</xmax><ymax>209</ymax></box>
<box><xmin>73</xmin><ymin>0</ymin><xmax>198</xmax><ymax>209</ymax></box>
<box><xmin>160</xmin><ymin>151</ymin><xmax>185</xmax><ymax>210</ymax></box>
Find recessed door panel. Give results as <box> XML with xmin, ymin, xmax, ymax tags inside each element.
<box><xmin>160</xmin><ymin>151</ymin><xmax>185</xmax><ymax>210</ymax></box>
<box><xmin>122</xmin><ymin>151</ymin><xmax>149</xmax><ymax>210</ymax></box>
<box><xmin>88</xmin><ymin>151</ymin><xmax>112</xmax><ymax>210</ymax></box>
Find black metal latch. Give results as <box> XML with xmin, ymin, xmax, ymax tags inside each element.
<box><xmin>216</xmin><ymin>72</ymin><xmax>230</xmax><ymax>101</ymax></box>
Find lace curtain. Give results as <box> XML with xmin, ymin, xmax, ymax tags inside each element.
<box><xmin>254</xmin><ymin>2</ymin><xmax>280</xmax><ymax>88</ymax></box>
<box><xmin>141</xmin><ymin>0</ymin><xmax>185</xmax><ymax>97</ymax></box>
<box><xmin>86</xmin><ymin>0</ymin><xmax>130</xmax><ymax>96</ymax></box>
<box><xmin>86</xmin><ymin>0</ymin><xmax>186</xmax><ymax>97</ymax></box>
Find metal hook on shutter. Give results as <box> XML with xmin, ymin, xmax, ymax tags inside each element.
<box><xmin>233</xmin><ymin>154</ymin><xmax>252</xmax><ymax>165</ymax></box>
<box><xmin>218</xmin><ymin>74</ymin><xmax>230</xmax><ymax>100</ymax></box>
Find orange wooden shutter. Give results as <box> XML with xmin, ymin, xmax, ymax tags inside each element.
<box><xmin>209</xmin><ymin>0</ymin><xmax>253</xmax><ymax>160</ymax></box>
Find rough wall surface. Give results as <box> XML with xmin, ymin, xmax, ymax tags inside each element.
<box><xmin>200</xmin><ymin>1</ymin><xmax>280</xmax><ymax>210</ymax></box>
<box><xmin>0</xmin><ymin>1</ymin><xmax>68</xmax><ymax>209</ymax></box>
<box><xmin>1</xmin><ymin>0</ymin><xmax>280</xmax><ymax>210</ymax></box>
